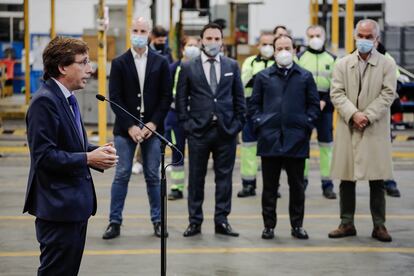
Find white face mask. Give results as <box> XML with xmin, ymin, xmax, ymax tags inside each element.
<box><xmin>308</xmin><ymin>37</ymin><xmax>324</xmax><ymax>50</ymax></box>
<box><xmin>260</xmin><ymin>45</ymin><xmax>274</xmax><ymax>59</ymax></box>
<box><xmin>183</xmin><ymin>46</ymin><xmax>201</xmax><ymax>59</ymax></box>
<box><xmin>275</xmin><ymin>50</ymin><xmax>293</xmax><ymax>67</ymax></box>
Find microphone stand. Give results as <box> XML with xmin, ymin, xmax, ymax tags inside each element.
<box><xmin>96</xmin><ymin>95</ymin><xmax>182</xmax><ymax>276</ymax></box>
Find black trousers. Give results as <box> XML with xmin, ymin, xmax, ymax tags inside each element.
<box><xmin>187</xmin><ymin>126</ymin><xmax>237</xmax><ymax>225</ymax></box>
<box><xmin>35</xmin><ymin>218</ymin><xmax>88</xmax><ymax>276</ymax></box>
<box><xmin>261</xmin><ymin>156</ymin><xmax>305</xmax><ymax>229</ymax></box>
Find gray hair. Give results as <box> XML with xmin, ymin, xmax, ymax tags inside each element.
<box><xmin>306</xmin><ymin>25</ymin><xmax>326</xmax><ymax>39</ymax></box>
<box><xmin>354</xmin><ymin>19</ymin><xmax>381</xmax><ymax>40</ymax></box>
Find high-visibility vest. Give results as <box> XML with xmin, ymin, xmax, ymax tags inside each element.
<box><xmin>241</xmin><ymin>55</ymin><xmax>275</xmax><ymax>98</ymax></box>
<box><xmin>297</xmin><ymin>50</ymin><xmax>336</xmax><ymax>93</ymax></box>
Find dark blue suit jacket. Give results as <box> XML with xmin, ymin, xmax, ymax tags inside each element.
<box><xmin>24</xmin><ymin>79</ymin><xmax>98</xmax><ymax>222</ymax></box>
<box><xmin>109</xmin><ymin>49</ymin><xmax>172</xmax><ymax>136</ymax></box>
<box><xmin>176</xmin><ymin>55</ymin><xmax>246</xmax><ymax>138</ymax></box>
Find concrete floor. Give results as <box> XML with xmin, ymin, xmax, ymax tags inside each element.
<box><xmin>0</xmin><ymin>137</ymin><xmax>414</xmax><ymax>276</ymax></box>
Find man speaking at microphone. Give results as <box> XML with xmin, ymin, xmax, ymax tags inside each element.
<box><xmin>25</xmin><ymin>36</ymin><xmax>118</xmax><ymax>275</ymax></box>
<box><xmin>102</xmin><ymin>17</ymin><xmax>172</xmax><ymax>239</ymax></box>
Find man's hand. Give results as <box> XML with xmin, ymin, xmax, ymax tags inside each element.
<box><xmin>352</xmin><ymin>111</ymin><xmax>369</xmax><ymax>131</ymax></box>
<box><xmin>86</xmin><ymin>145</ymin><xmax>119</xmax><ymax>170</ymax></box>
<box><xmin>320</xmin><ymin>100</ymin><xmax>326</xmax><ymax>111</ymax></box>
<box><xmin>142</xmin><ymin>122</ymin><xmax>157</xmax><ymax>139</ymax></box>
<box><xmin>128</xmin><ymin>125</ymin><xmax>144</xmax><ymax>143</ymax></box>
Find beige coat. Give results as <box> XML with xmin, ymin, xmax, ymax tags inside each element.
<box><xmin>330</xmin><ymin>49</ymin><xmax>396</xmax><ymax>181</ymax></box>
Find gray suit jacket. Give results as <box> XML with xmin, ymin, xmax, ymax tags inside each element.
<box><xmin>176</xmin><ymin>55</ymin><xmax>246</xmax><ymax>138</ymax></box>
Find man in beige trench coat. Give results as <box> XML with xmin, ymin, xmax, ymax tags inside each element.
<box><xmin>328</xmin><ymin>19</ymin><xmax>396</xmax><ymax>242</ymax></box>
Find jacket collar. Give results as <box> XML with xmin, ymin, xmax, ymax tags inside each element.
<box><xmin>268</xmin><ymin>62</ymin><xmax>300</xmax><ymax>76</ymax></box>
<box><xmin>350</xmin><ymin>48</ymin><xmax>379</xmax><ymax>68</ymax></box>
<box><xmin>306</xmin><ymin>46</ymin><xmax>326</xmax><ymax>55</ymax></box>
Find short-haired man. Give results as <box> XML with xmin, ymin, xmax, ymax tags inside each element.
<box><xmin>102</xmin><ymin>17</ymin><xmax>172</xmax><ymax>239</ymax></box>
<box><xmin>237</xmin><ymin>32</ymin><xmax>275</xmax><ymax>198</ymax></box>
<box><xmin>297</xmin><ymin>25</ymin><xmax>337</xmax><ymax>199</ymax></box>
<box><xmin>150</xmin><ymin>25</ymin><xmax>174</xmax><ymax>64</ymax></box>
<box><xmin>250</xmin><ymin>35</ymin><xmax>320</xmax><ymax>240</ymax></box>
<box><xmin>25</xmin><ymin>36</ymin><xmax>118</xmax><ymax>275</ymax></box>
<box><xmin>176</xmin><ymin>23</ymin><xmax>246</xmax><ymax>237</ymax></box>
<box><xmin>328</xmin><ymin>19</ymin><xmax>396</xmax><ymax>242</ymax></box>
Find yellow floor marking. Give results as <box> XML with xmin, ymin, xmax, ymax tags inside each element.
<box><xmin>0</xmin><ymin>146</ymin><xmax>29</xmax><ymax>153</ymax></box>
<box><xmin>1</xmin><ymin>246</ymin><xmax>414</xmax><ymax>257</ymax></box>
<box><xmin>1</xmin><ymin>214</ymin><xmax>414</xmax><ymax>221</ymax></box>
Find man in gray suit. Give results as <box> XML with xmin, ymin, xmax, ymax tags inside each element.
<box><xmin>176</xmin><ymin>23</ymin><xmax>246</xmax><ymax>237</ymax></box>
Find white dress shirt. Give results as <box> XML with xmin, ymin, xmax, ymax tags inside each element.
<box><xmin>51</xmin><ymin>77</ymin><xmax>74</xmax><ymax>113</ymax></box>
<box><xmin>131</xmin><ymin>46</ymin><xmax>148</xmax><ymax>113</ymax></box>
<box><xmin>201</xmin><ymin>51</ymin><xmax>221</xmax><ymax>85</ymax></box>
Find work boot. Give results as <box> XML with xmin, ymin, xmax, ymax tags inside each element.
<box><xmin>168</xmin><ymin>189</ymin><xmax>183</xmax><ymax>200</ymax></box>
<box><xmin>328</xmin><ymin>223</ymin><xmax>357</xmax><ymax>238</ymax></box>
<box><xmin>384</xmin><ymin>180</ymin><xmax>401</xmax><ymax>198</ymax></box>
<box><xmin>323</xmin><ymin>187</ymin><xmax>337</xmax><ymax>199</ymax></box>
<box><xmin>372</xmin><ymin>226</ymin><xmax>392</xmax><ymax>242</ymax></box>
<box><xmin>237</xmin><ymin>185</ymin><xmax>256</xmax><ymax>198</ymax></box>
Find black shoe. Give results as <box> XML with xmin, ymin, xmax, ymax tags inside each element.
<box><xmin>385</xmin><ymin>186</ymin><xmax>401</xmax><ymax>198</ymax></box>
<box><xmin>291</xmin><ymin>227</ymin><xmax>309</xmax><ymax>240</ymax></box>
<box><xmin>153</xmin><ymin>222</ymin><xmax>168</xmax><ymax>238</ymax></box>
<box><xmin>261</xmin><ymin>228</ymin><xmax>275</xmax><ymax>239</ymax></box>
<box><xmin>323</xmin><ymin>187</ymin><xmax>337</xmax><ymax>199</ymax></box>
<box><xmin>183</xmin><ymin>223</ymin><xmax>201</xmax><ymax>237</ymax></box>
<box><xmin>102</xmin><ymin>223</ymin><xmax>120</xmax><ymax>240</ymax></box>
<box><xmin>215</xmin><ymin>222</ymin><xmax>239</xmax><ymax>237</ymax></box>
<box><xmin>237</xmin><ymin>186</ymin><xmax>256</xmax><ymax>198</ymax></box>
<box><xmin>168</xmin><ymin>189</ymin><xmax>183</xmax><ymax>200</ymax></box>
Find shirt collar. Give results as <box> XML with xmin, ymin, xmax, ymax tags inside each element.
<box><xmin>201</xmin><ymin>51</ymin><xmax>220</xmax><ymax>64</ymax></box>
<box><xmin>357</xmin><ymin>48</ymin><xmax>377</xmax><ymax>63</ymax></box>
<box><xmin>51</xmin><ymin>77</ymin><xmax>73</xmax><ymax>99</ymax></box>
<box><xmin>131</xmin><ymin>46</ymin><xmax>148</xmax><ymax>59</ymax></box>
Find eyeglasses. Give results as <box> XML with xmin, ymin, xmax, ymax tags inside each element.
<box><xmin>73</xmin><ymin>59</ymin><xmax>91</xmax><ymax>66</ymax></box>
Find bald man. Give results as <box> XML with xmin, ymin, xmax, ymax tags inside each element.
<box><xmin>103</xmin><ymin>17</ymin><xmax>172</xmax><ymax>239</ymax></box>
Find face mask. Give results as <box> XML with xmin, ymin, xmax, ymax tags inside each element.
<box><xmin>203</xmin><ymin>43</ymin><xmax>221</xmax><ymax>57</ymax></box>
<box><xmin>131</xmin><ymin>34</ymin><xmax>148</xmax><ymax>49</ymax></box>
<box><xmin>275</xmin><ymin>50</ymin><xmax>293</xmax><ymax>67</ymax></box>
<box><xmin>260</xmin><ymin>45</ymin><xmax>274</xmax><ymax>59</ymax></box>
<box><xmin>356</xmin><ymin>39</ymin><xmax>374</xmax><ymax>54</ymax></box>
<box><xmin>308</xmin><ymin>37</ymin><xmax>324</xmax><ymax>50</ymax></box>
<box><xmin>153</xmin><ymin>43</ymin><xmax>165</xmax><ymax>52</ymax></box>
<box><xmin>183</xmin><ymin>46</ymin><xmax>201</xmax><ymax>59</ymax></box>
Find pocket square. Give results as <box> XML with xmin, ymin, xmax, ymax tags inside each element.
<box><xmin>224</xmin><ymin>72</ymin><xmax>234</xmax><ymax>77</ymax></box>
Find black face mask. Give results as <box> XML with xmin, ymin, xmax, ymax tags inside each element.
<box><xmin>154</xmin><ymin>43</ymin><xmax>165</xmax><ymax>52</ymax></box>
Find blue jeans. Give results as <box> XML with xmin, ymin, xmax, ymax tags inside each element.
<box><xmin>109</xmin><ymin>135</ymin><xmax>161</xmax><ymax>224</ymax></box>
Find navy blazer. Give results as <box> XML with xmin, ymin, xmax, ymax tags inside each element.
<box><xmin>250</xmin><ymin>63</ymin><xmax>320</xmax><ymax>158</ymax></box>
<box><xmin>176</xmin><ymin>55</ymin><xmax>246</xmax><ymax>138</ymax></box>
<box><xmin>109</xmin><ymin>49</ymin><xmax>172</xmax><ymax>136</ymax></box>
<box><xmin>24</xmin><ymin>79</ymin><xmax>98</xmax><ymax>222</ymax></box>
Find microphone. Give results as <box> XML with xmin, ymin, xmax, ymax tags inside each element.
<box><xmin>95</xmin><ymin>94</ymin><xmax>182</xmax><ymax>158</ymax></box>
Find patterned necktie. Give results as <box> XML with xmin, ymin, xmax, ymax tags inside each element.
<box><xmin>68</xmin><ymin>95</ymin><xmax>84</xmax><ymax>145</ymax></box>
<box><xmin>208</xmin><ymin>59</ymin><xmax>218</xmax><ymax>94</ymax></box>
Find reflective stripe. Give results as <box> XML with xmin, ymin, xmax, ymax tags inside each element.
<box><xmin>318</xmin><ymin>142</ymin><xmax>333</xmax><ymax>147</ymax></box>
<box><xmin>241</xmin><ymin>175</ymin><xmax>256</xmax><ymax>181</ymax></box>
<box><xmin>310</xmin><ymin>70</ymin><xmax>331</xmax><ymax>79</ymax></box>
<box><xmin>172</xmin><ymin>165</ymin><xmax>184</xmax><ymax>171</ymax></box>
<box><xmin>242</xmin><ymin>141</ymin><xmax>257</xmax><ymax>147</ymax></box>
